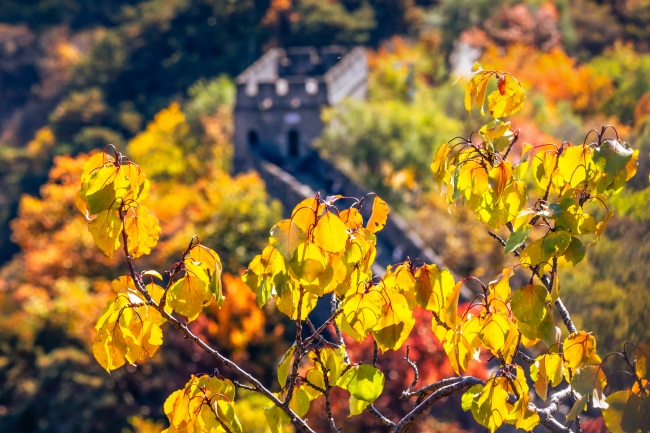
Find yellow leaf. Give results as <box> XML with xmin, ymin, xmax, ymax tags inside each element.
<box><xmin>186</xmin><ymin>244</ymin><xmax>224</xmax><ymax>307</ymax></box>
<box><xmin>87</xmin><ymin>210</ymin><xmax>122</xmax><ymax>258</ymax></box>
<box><xmin>168</xmin><ymin>261</ymin><xmax>213</xmax><ymax>322</ymax></box>
<box><xmin>414</xmin><ymin>263</ymin><xmax>456</xmax><ymax>315</ymax></box>
<box><xmin>276</xmin><ymin>284</ymin><xmax>318</xmax><ymax>320</ymax></box>
<box><xmin>487</xmin><ymin>267</ymin><xmax>514</xmax><ymax>314</ymax></box>
<box><xmin>487</xmin><ymin>74</ymin><xmax>525</xmax><ymax>118</ymax></box>
<box><xmin>471</xmin><ymin>379</ymin><xmax>510</xmax><ymax>432</ymax></box>
<box><xmin>338</xmin><ymin>284</ymin><xmax>383</xmax><ymax>342</ymax></box>
<box><xmin>291</xmin><ymin>197</ymin><xmax>321</xmax><ymax>234</ymax></box>
<box><xmin>339</xmin><ymin>208</ymin><xmax>363</xmax><ymax>230</ymax></box>
<box><xmin>124</xmin><ymin>205</ymin><xmax>160</xmax><ymax>258</ymax></box>
<box><xmin>634</xmin><ymin>343</ymin><xmax>650</xmax><ymax>380</ymax></box>
<box><xmin>531</xmin><ymin>353</ymin><xmax>564</xmax><ymax>400</ymax></box>
<box><xmin>313</xmin><ymin>211</ymin><xmax>348</xmax><ymax>253</ymax></box>
<box><xmin>366</xmin><ymin>196</ymin><xmax>389</xmax><ymax>233</ymax></box>
<box><xmin>488</xmin><ymin>161</ymin><xmax>514</xmax><ymax>200</ymax></box>
<box><xmin>270</xmin><ymin>219</ymin><xmax>306</xmax><ymax>260</ymax></box>
<box><xmin>478</xmin><ymin>312</ymin><xmax>518</xmax><ymax>363</ymax></box>
<box><xmin>164</xmin><ymin>375</ymin><xmax>241</xmax><ymax>433</ymax></box>
<box><xmin>557</xmin><ymin>144</ymin><xmax>594</xmax><ymax>188</ymax></box>
<box><xmin>563</xmin><ymin>331</ymin><xmax>601</xmax><ymax>371</ymax></box>
<box><xmin>92</xmin><ymin>294</ymin><xmax>163</xmax><ymax>373</ymax></box>
<box><xmin>372</xmin><ymin>286</ymin><xmax>415</xmax><ymax>352</ymax></box>
<box><xmin>290</xmin><ymin>242</ymin><xmax>332</xmax><ymax>295</ymax></box>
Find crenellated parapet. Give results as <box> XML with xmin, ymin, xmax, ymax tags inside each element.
<box><xmin>233</xmin><ymin>45</ymin><xmax>368</xmax><ymax>172</ymax></box>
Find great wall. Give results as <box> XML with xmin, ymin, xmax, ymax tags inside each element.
<box><xmin>233</xmin><ymin>46</ymin><xmax>462</xmax><ymax>288</ymax></box>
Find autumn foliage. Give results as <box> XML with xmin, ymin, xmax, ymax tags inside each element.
<box><xmin>68</xmin><ymin>63</ymin><xmax>650</xmax><ymax>433</ymax></box>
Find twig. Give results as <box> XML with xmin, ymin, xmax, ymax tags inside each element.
<box><xmin>314</xmin><ymin>353</ymin><xmax>340</xmax><ymax>433</ymax></box>
<box><xmin>373</xmin><ymin>340</ymin><xmax>379</xmax><ymax>367</ymax></box>
<box><xmin>284</xmin><ymin>289</ymin><xmax>305</xmax><ymax>405</ymax></box>
<box><xmin>119</xmin><ymin>225</ymin><xmax>316</xmax><ymax>433</ymax></box>
<box><xmin>392</xmin><ymin>377</ymin><xmax>484</xmax><ymax>433</ymax></box>
<box><xmin>536</xmin><ymin>386</ymin><xmax>573</xmax><ymax>433</ymax></box>
<box><xmin>302</xmin><ymin>307</ymin><xmax>344</xmax><ymax>348</ymax></box>
<box><xmin>401</xmin><ymin>376</ymin><xmax>468</xmax><ymax>399</ymax></box>
<box><xmin>369</xmin><ymin>405</ymin><xmax>396</xmax><ymax>428</ymax></box>
<box><xmin>402</xmin><ymin>346</ymin><xmax>419</xmax><ymax>397</ymax></box>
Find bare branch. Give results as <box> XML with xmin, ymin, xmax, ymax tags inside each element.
<box><xmin>393</xmin><ymin>377</ymin><xmax>484</xmax><ymax>433</ymax></box>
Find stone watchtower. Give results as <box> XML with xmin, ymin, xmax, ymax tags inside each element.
<box><xmin>233</xmin><ymin>46</ymin><xmax>368</xmax><ymax>172</ymax></box>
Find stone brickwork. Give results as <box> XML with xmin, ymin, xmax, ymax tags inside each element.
<box><xmin>233</xmin><ymin>46</ymin><xmax>368</xmax><ymax>171</ymax></box>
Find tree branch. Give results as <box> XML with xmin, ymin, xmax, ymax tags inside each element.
<box><xmin>392</xmin><ymin>377</ymin><xmax>484</xmax><ymax>433</ymax></box>
<box><xmin>119</xmin><ymin>227</ymin><xmax>316</xmax><ymax>433</ymax></box>
<box><xmin>535</xmin><ymin>386</ymin><xmax>573</xmax><ymax>433</ymax></box>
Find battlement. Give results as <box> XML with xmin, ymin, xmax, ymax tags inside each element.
<box><xmin>233</xmin><ymin>45</ymin><xmax>368</xmax><ymax>172</ymax></box>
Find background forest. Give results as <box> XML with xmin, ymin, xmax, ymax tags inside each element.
<box><xmin>0</xmin><ymin>0</ymin><xmax>649</xmax><ymax>432</ymax></box>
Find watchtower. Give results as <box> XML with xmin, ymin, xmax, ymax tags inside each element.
<box><xmin>233</xmin><ymin>46</ymin><xmax>368</xmax><ymax>172</ymax></box>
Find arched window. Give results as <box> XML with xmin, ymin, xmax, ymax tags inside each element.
<box><xmin>248</xmin><ymin>130</ymin><xmax>259</xmax><ymax>148</ymax></box>
<box><xmin>288</xmin><ymin>130</ymin><xmax>299</xmax><ymax>158</ymax></box>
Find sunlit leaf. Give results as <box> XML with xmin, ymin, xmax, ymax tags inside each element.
<box><xmin>163</xmin><ymin>375</ymin><xmax>241</xmax><ymax>433</ymax></box>
<box><xmin>338</xmin><ymin>284</ymin><xmax>383</xmax><ymax>342</ymax></box>
<box><xmin>277</xmin><ymin>345</ymin><xmax>296</xmax><ymax>388</ymax></box>
<box><xmin>92</xmin><ymin>295</ymin><xmax>163</xmax><ymax>373</ymax></box>
<box><xmin>313</xmin><ymin>211</ymin><xmax>348</xmax><ymax>253</ymax></box>
<box><xmin>372</xmin><ymin>285</ymin><xmax>415</xmax><ymax>352</ymax></box>
<box><xmin>124</xmin><ymin>205</ymin><xmax>160</xmax><ymax>258</ymax></box>
<box><xmin>478</xmin><ymin>312</ymin><xmax>518</xmax><ymax>363</ymax></box>
<box><xmin>349</xmin><ymin>396</ymin><xmax>370</xmax><ymax>416</ymax></box>
<box><xmin>168</xmin><ymin>261</ymin><xmax>213</xmax><ymax>322</ymax></box>
<box><xmin>563</xmin><ymin>331</ymin><xmax>601</xmax><ymax>370</ymax></box>
<box><xmin>339</xmin><ymin>208</ymin><xmax>363</xmax><ymax>230</ymax></box>
<box><xmin>469</xmin><ymin>379</ymin><xmax>510</xmax><ymax>432</ymax></box>
<box><xmin>531</xmin><ymin>353</ymin><xmax>564</xmax><ymax>400</ymax></box>
<box><xmin>263</xmin><ymin>405</ymin><xmax>291</xmax><ymax>433</ymax></box>
<box><xmin>270</xmin><ymin>219</ymin><xmax>306</xmax><ymax>260</ymax></box>
<box><xmin>413</xmin><ymin>263</ymin><xmax>455</xmax><ymax>312</ymax></box>
<box><xmin>487</xmin><ymin>74</ymin><xmax>525</xmax><ymax>118</ymax></box>
<box><xmin>557</xmin><ymin>144</ymin><xmax>594</xmax><ymax>188</ymax></box>
<box><xmin>634</xmin><ymin>343</ymin><xmax>650</xmax><ymax>380</ymax></box>
<box><xmin>338</xmin><ymin>364</ymin><xmax>384</xmax><ymax>403</ymax></box>
<box><xmin>511</xmin><ymin>284</ymin><xmax>554</xmax><ymax>344</ymax></box>
<box><xmin>366</xmin><ymin>196</ymin><xmax>389</xmax><ymax>233</ymax></box>
<box><xmin>291</xmin><ymin>197</ymin><xmax>321</xmax><ymax>234</ymax></box>
<box><xmin>276</xmin><ymin>284</ymin><xmax>318</xmax><ymax>320</ymax></box>
<box><xmin>88</xmin><ymin>210</ymin><xmax>122</xmax><ymax>258</ymax></box>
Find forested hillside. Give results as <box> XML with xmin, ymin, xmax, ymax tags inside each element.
<box><xmin>1</xmin><ymin>1</ymin><xmax>649</xmax><ymax>432</ymax></box>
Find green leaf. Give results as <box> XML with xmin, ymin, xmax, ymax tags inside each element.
<box><xmin>593</xmin><ymin>139</ymin><xmax>634</xmax><ymax>175</ymax></box>
<box><xmin>505</xmin><ymin>224</ymin><xmax>532</xmax><ymax>253</ymax></box>
<box><xmin>511</xmin><ymin>284</ymin><xmax>551</xmax><ymax>326</ymax></box>
<box><xmin>564</xmin><ymin>236</ymin><xmax>586</xmax><ymax>266</ymax></box>
<box><xmin>462</xmin><ymin>384</ymin><xmax>483</xmax><ymax>411</ymax></box>
<box><xmin>339</xmin><ymin>364</ymin><xmax>384</xmax><ymax>403</ymax></box>
<box><xmin>542</xmin><ymin>231</ymin><xmax>571</xmax><ymax>257</ymax></box>
<box><xmin>567</xmin><ymin>393</ymin><xmax>588</xmax><ymax>421</ymax></box>
<box><xmin>277</xmin><ymin>345</ymin><xmax>296</xmax><ymax>388</ymax></box>
<box><xmin>571</xmin><ymin>364</ymin><xmax>608</xmax><ymax>409</ymax></box>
